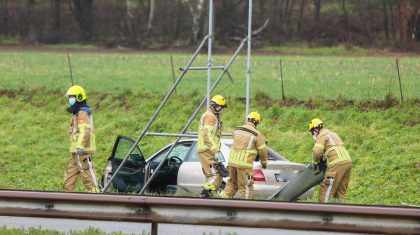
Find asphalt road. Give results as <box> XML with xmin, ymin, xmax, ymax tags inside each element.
<box><xmin>0</xmin><ymin>216</ymin><xmax>361</xmax><ymax>235</ymax></box>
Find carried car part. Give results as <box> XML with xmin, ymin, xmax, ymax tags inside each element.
<box><xmin>268</xmin><ymin>163</ymin><xmax>325</xmax><ymax>201</ymax></box>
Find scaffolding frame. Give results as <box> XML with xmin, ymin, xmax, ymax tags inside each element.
<box><xmin>102</xmin><ymin>0</ymin><xmax>254</xmax><ymax>194</ymax></box>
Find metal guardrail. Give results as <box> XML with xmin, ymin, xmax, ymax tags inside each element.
<box><xmin>0</xmin><ymin>190</ymin><xmax>419</xmax><ymax>235</ymax></box>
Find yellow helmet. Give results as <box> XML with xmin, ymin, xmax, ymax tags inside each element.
<box><xmin>65</xmin><ymin>85</ymin><xmax>87</xmax><ymax>102</ymax></box>
<box><xmin>247</xmin><ymin>111</ymin><xmax>261</xmax><ymax>124</ymax></box>
<box><xmin>308</xmin><ymin>118</ymin><xmax>323</xmax><ymax>131</ymax></box>
<box><xmin>211</xmin><ymin>95</ymin><xmax>227</xmax><ymax>108</ymax></box>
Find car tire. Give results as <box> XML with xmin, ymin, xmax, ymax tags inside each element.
<box><xmin>165</xmin><ymin>185</ymin><xmax>177</xmax><ymax>194</ymax></box>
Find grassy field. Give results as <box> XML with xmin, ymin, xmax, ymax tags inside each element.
<box><xmin>0</xmin><ymin>50</ymin><xmax>418</xmax><ymax>206</ymax></box>
<box><xmin>0</xmin><ymin>51</ymin><xmax>419</xmax><ymax>100</ymax></box>
<box><xmin>0</xmin><ymin>86</ymin><xmax>418</xmax><ymax>206</ymax></box>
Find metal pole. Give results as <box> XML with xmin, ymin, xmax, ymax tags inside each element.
<box><xmin>102</xmin><ymin>36</ymin><xmax>210</xmax><ymax>193</ymax></box>
<box><xmin>395</xmin><ymin>58</ymin><xmax>404</xmax><ymax>102</ymax></box>
<box><xmin>280</xmin><ymin>59</ymin><xmax>285</xmax><ymax>100</ymax></box>
<box><xmin>170</xmin><ymin>55</ymin><xmax>176</xmax><ymax>94</ymax></box>
<box><xmin>184</xmin><ymin>37</ymin><xmax>248</xmax><ymax>132</ymax></box>
<box><xmin>245</xmin><ymin>0</ymin><xmax>253</xmax><ymax>122</ymax></box>
<box><xmin>151</xmin><ymin>222</ymin><xmax>158</xmax><ymax>235</ymax></box>
<box><xmin>67</xmin><ymin>53</ymin><xmax>74</xmax><ymax>85</ymax></box>
<box><xmin>207</xmin><ymin>0</ymin><xmax>214</xmax><ymax>110</ymax></box>
<box><xmin>139</xmin><ymin>38</ymin><xmax>248</xmax><ymax>195</ymax></box>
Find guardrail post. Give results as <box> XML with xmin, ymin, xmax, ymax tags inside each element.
<box><xmin>151</xmin><ymin>222</ymin><xmax>158</xmax><ymax>235</ymax></box>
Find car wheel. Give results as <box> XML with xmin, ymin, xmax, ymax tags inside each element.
<box><xmin>165</xmin><ymin>185</ymin><xmax>177</xmax><ymax>194</ymax></box>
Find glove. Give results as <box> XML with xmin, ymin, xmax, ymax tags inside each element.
<box><xmin>76</xmin><ymin>148</ymin><xmax>84</xmax><ymax>156</ymax></box>
<box><xmin>261</xmin><ymin>164</ymin><xmax>267</xmax><ymax>169</ymax></box>
<box><xmin>213</xmin><ymin>152</ymin><xmax>222</xmax><ymax>161</ymax></box>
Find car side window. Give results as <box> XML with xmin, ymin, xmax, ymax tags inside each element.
<box><xmin>114</xmin><ymin>137</ymin><xmax>143</xmax><ymax>161</ymax></box>
<box><xmin>188</xmin><ymin>144</ymin><xmax>199</xmax><ymax>162</ymax></box>
<box><xmin>188</xmin><ymin>143</ymin><xmax>225</xmax><ymax>162</ymax></box>
<box><xmin>152</xmin><ymin>143</ymin><xmax>192</xmax><ymax>164</ymax></box>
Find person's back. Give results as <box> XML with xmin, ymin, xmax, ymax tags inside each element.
<box><xmin>220</xmin><ymin>112</ymin><xmax>268</xmax><ymax>199</ymax></box>
<box><xmin>229</xmin><ymin>122</ymin><xmax>267</xmax><ymax>169</ymax></box>
<box><xmin>313</xmin><ymin>128</ymin><xmax>351</xmax><ymax>167</ymax></box>
<box><xmin>309</xmin><ymin>118</ymin><xmax>352</xmax><ymax>203</ymax></box>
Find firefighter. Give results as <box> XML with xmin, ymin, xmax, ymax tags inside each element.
<box><xmin>309</xmin><ymin>118</ymin><xmax>352</xmax><ymax>203</ymax></box>
<box><xmin>219</xmin><ymin>111</ymin><xmax>268</xmax><ymax>200</ymax></box>
<box><xmin>63</xmin><ymin>85</ymin><xmax>100</xmax><ymax>193</ymax></box>
<box><xmin>198</xmin><ymin>95</ymin><xmax>227</xmax><ymax>198</ymax></box>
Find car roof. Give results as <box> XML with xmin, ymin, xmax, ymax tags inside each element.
<box><xmin>179</xmin><ymin>138</ymin><xmax>288</xmax><ymax>161</ymax></box>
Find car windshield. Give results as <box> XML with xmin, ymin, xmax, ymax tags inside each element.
<box><xmin>151</xmin><ymin>142</ymin><xmax>192</xmax><ymax>164</ymax></box>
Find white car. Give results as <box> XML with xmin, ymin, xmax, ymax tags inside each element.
<box><xmin>101</xmin><ymin>135</ymin><xmax>314</xmax><ymax>200</ymax></box>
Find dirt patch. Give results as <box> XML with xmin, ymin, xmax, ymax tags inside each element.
<box><xmin>0</xmin><ymin>89</ymin><xmax>19</xmax><ymax>98</ymax></box>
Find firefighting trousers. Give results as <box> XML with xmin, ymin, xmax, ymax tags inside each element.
<box><xmin>221</xmin><ymin>166</ymin><xmax>254</xmax><ymax>199</ymax></box>
<box><xmin>198</xmin><ymin>150</ymin><xmax>222</xmax><ymax>191</ymax></box>
<box><xmin>318</xmin><ymin>161</ymin><xmax>352</xmax><ymax>203</ymax></box>
<box><xmin>63</xmin><ymin>153</ymin><xmax>99</xmax><ymax>193</ymax></box>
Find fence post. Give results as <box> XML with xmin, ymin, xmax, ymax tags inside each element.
<box><xmin>170</xmin><ymin>55</ymin><xmax>176</xmax><ymax>94</ymax></box>
<box><xmin>395</xmin><ymin>58</ymin><xmax>404</xmax><ymax>102</ymax></box>
<box><xmin>67</xmin><ymin>53</ymin><xmax>74</xmax><ymax>85</ymax></box>
<box><xmin>280</xmin><ymin>59</ymin><xmax>285</xmax><ymax>100</ymax></box>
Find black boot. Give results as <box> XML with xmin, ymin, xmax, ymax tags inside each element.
<box><xmin>200</xmin><ymin>189</ymin><xmax>211</xmax><ymax>198</ymax></box>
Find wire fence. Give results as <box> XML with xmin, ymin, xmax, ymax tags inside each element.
<box><xmin>0</xmin><ymin>52</ymin><xmax>418</xmax><ymax>101</ymax></box>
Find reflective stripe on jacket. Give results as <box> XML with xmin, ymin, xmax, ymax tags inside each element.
<box><xmin>228</xmin><ymin>122</ymin><xmax>268</xmax><ymax>169</ymax></box>
<box><xmin>313</xmin><ymin>128</ymin><xmax>351</xmax><ymax>166</ymax></box>
<box><xmin>69</xmin><ymin>110</ymin><xmax>96</xmax><ymax>153</ymax></box>
<box><xmin>198</xmin><ymin>110</ymin><xmax>221</xmax><ymax>154</ymax></box>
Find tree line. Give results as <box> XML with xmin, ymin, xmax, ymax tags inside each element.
<box><xmin>0</xmin><ymin>0</ymin><xmax>418</xmax><ymax>49</ymax></box>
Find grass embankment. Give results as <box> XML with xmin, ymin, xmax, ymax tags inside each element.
<box><xmin>0</xmin><ymin>88</ymin><xmax>418</xmax><ymax>206</ymax></box>
<box><xmin>0</xmin><ymin>51</ymin><xmax>419</xmax><ymax>100</ymax></box>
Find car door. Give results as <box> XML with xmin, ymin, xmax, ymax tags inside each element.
<box><xmin>144</xmin><ymin>141</ymin><xmax>194</xmax><ymax>193</ymax></box>
<box><xmin>105</xmin><ymin>135</ymin><xmax>146</xmax><ymax>192</ymax></box>
<box><xmin>177</xmin><ymin>141</ymin><xmax>228</xmax><ymax>194</ymax></box>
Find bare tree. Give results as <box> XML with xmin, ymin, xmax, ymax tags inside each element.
<box><xmin>187</xmin><ymin>0</ymin><xmax>205</xmax><ymax>45</ymax></box>
<box><xmin>173</xmin><ymin>0</ymin><xmax>184</xmax><ymax>41</ymax></box>
<box><xmin>125</xmin><ymin>0</ymin><xmax>138</xmax><ymax>42</ymax></box>
<box><xmin>389</xmin><ymin>1</ymin><xmax>396</xmax><ymax>40</ymax></box>
<box><xmin>25</xmin><ymin>0</ymin><xmax>37</xmax><ymax>42</ymax></box>
<box><xmin>399</xmin><ymin>0</ymin><xmax>410</xmax><ymax>46</ymax></box>
<box><xmin>382</xmin><ymin>0</ymin><xmax>389</xmax><ymax>40</ymax></box>
<box><xmin>313</xmin><ymin>0</ymin><xmax>321</xmax><ymax>22</ymax></box>
<box><xmin>70</xmin><ymin>0</ymin><xmax>93</xmax><ymax>41</ymax></box>
<box><xmin>145</xmin><ymin>0</ymin><xmax>155</xmax><ymax>38</ymax></box>
<box><xmin>297</xmin><ymin>0</ymin><xmax>306</xmax><ymax>33</ymax></box>
<box><xmin>408</xmin><ymin>1</ymin><xmax>420</xmax><ymax>42</ymax></box>
<box><xmin>0</xmin><ymin>0</ymin><xmax>9</xmax><ymax>35</ymax></box>
<box><xmin>51</xmin><ymin>0</ymin><xmax>61</xmax><ymax>32</ymax></box>
<box><xmin>342</xmin><ymin>0</ymin><xmax>348</xmax><ymax>26</ymax></box>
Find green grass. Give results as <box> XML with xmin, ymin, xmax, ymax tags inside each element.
<box><xmin>0</xmin><ymin>88</ymin><xmax>418</xmax><ymax>206</ymax></box>
<box><xmin>0</xmin><ymin>51</ymin><xmax>418</xmax><ymax>101</ymax></box>
<box><xmin>0</xmin><ymin>50</ymin><xmax>418</xmax><ymax>206</ymax></box>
